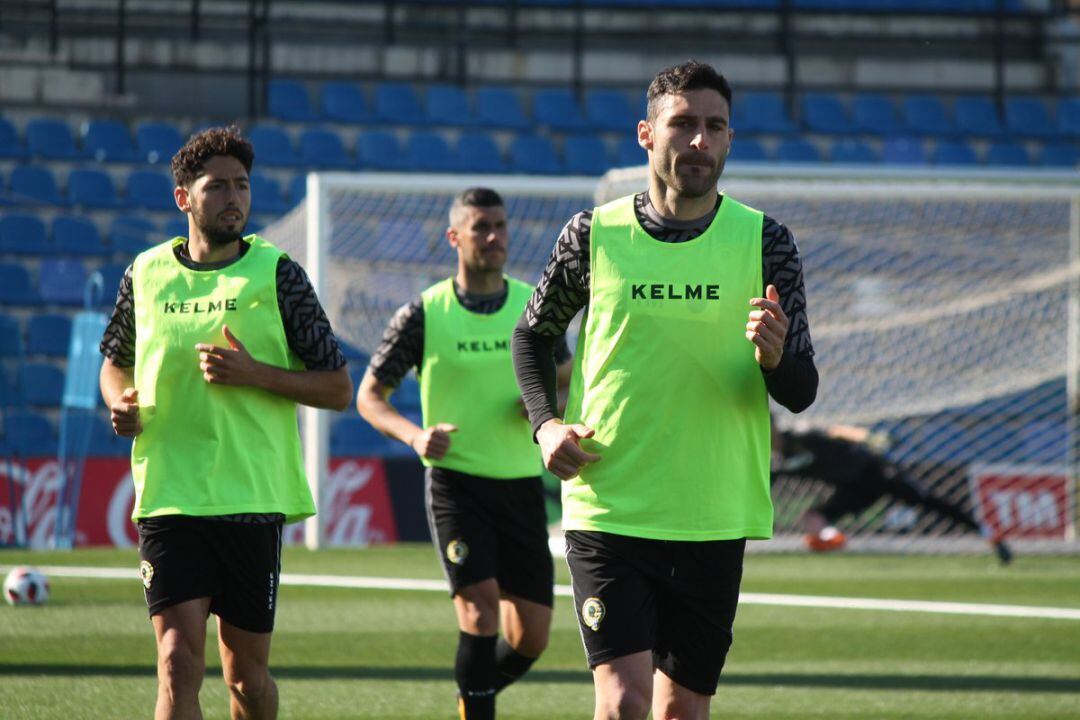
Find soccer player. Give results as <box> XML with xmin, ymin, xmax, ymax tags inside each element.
<box><xmin>355</xmin><ymin>187</ymin><xmax>572</xmax><ymax>720</ymax></box>
<box><xmin>512</xmin><ymin>61</ymin><xmax>818</xmax><ymax>720</ymax></box>
<box><xmin>99</xmin><ymin>126</ymin><xmax>353</xmax><ymax>720</ymax></box>
<box><xmin>773</xmin><ymin>423</ymin><xmax>1013</xmax><ymax>564</ymax></box>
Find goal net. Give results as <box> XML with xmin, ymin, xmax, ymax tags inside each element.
<box><xmin>265</xmin><ymin>166</ymin><xmax>1080</xmax><ymax>556</ymax></box>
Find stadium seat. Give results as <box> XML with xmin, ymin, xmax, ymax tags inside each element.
<box><xmin>95</xmin><ymin>262</ymin><xmax>129</xmax><ymax>305</ymax></box>
<box><xmin>39</xmin><ymin>258</ymin><xmax>88</xmax><ymax>306</ymax></box>
<box><xmin>532</xmin><ymin>89</ymin><xmax>591</xmax><ymax>133</ymax></box>
<box><xmin>1003</xmin><ymin>97</ymin><xmax>1056</xmax><ymax>140</ymax></box>
<box><xmin>298</xmin><ymin>128</ymin><xmax>354</xmax><ymax>169</ymax></box>
<box><xmin>1056</xmin><ymin>97</ymin><xmax>1080</xmax><ymax>139</ymax></box>
<box><xmin>852</xmin><ymin>94</ymin><xmax>904</xmax><ymax>136</ymax></box>
<box><xmin>164</xmin><ymin>217</ymin><xmax>189</xmax><ymax>239</ymax></box>
<box><xmin>82</xmin><ymin>119</ymin><xmax>139</xmax><ymax>162</ymax></box>
<box><xmin>268</xmin><ymin>78</ymin><xmax>318</xmax><ymax>123</ymax></box>
<box><xmin>585</xmin><ymin>89</ymin><xmax>638</xmax><ymax>133</ymax></box>
<box><xmin>320</xmin><ymin>82</ymin><xmax>373</xmax><ymax>123</ymax></box>
<box><xmin>426</xmin><ymin>84</ymin><xmax>474</xmax><ymax>126</ymax></box>
<box><xmin>135</xmin><ymin>121</ymin><xmax>185</xmax><ymax>164</ymax></box>
<box><xmin>728</xmin><ymin>138</ymin><xmax>768</xmax><ymax>162</ymax></box>
<box><xmin>952</xmin><ymin>96</ymin><xmax>1005</xmax><ymax>138</ymax></box>
<box><xmin>405</xmin><ymin>132</ymin><xmax>458</xmax><ymax>173</ymax></box>
<box><xmin>288</xmin><ymin>174</ymin><xmax>307</xmax><ymax>206</ymax></box>
<box><xmin>776</xmin><ymin>138</ymin><xmax>821</xmax><ymax>163</ymax></box>
<box><xmin>247</xmin><ymin>125</ymin><xmax>302</xmax><ymax>167</ymax></box>
<box><xmin>733</xmin><ymin>91</ymin><xmax>796</xmax><ymax>135</ymax></box>
<box><xmin>563</xmin><ymin>135</ymin><xmax>611</xmax><ymax>175</ymax></box>
<box><xmin>331</xmin><ymin>417</ymin><xmax>394</xmax><ymax>457</ymax></box>
<box><xmin>1036</xmin><ymin>141</ymin><xmax>1080</xmax><ymax>168</ymax></box>
<box><xmin>4</xmin><ymin>410</ymin><xmax>57</xmax><ymax>456</ymax></box>
<box><xmin>0</xmin><ymin>118</ymin><xmax>28</xmax><ymax>159</ymax></box>
<box><xmin>126</xmin><ymin>170</ymin><xmax>176</xmax><ymax>211</ymax></box>
<box><xmin>801</xmin><ymin>93</ymin><xmax>853</xmax><ymax>135</ymax></box>
<box><xmin>109</xmin><ymin>215</ymin><xmax>157</xmax><ymax>256</ymax></box>
<box><xmin>338</xmin><ymin>339</ymin><xmax>370</xmax><ymax>368</ymax></box>
<box><xmin>456</xmin><ymin>132</ymin><xmax>509</xmax><ymax>173</ymax></box>
<box><xmin>25</xmin><ymin>117</ymin><xmax>85</xmax><ymax>160</ymax></box>
<box><xmin>0</xmin><ymin>263</ymin><xmax>39</xmax><ymax>305</ymax></box>
<box><xmin>900</xmin><ymin>95</ymin><xmax>956</xmax><ymax>137</ymax></box>
<box><xmin>0</xmin><ymin>313</ymin><xmax>22</xmax><ymax>357</ymax></box>
<box><xmin>393</xmin><ymin>376</ymin><xmax>422</xmax><ymax>412</ymax></box>
<box><xmin>52</xmin><ymin>215</ymin><xmax>108</xmax><ymax>256</ymax></box>
<box><xmin>374</xmin><ymin>82</ymin><xmax>427</xmax><ymax>126</ymax></box>
<box><xmin>26</xmin><ymin>314</ymin><xmax>71</xmax><ymax>357</ymax></box>
<box><xmin>510</xmin><ymin>135</ymin><xmax>564</xmax><ymax>174</ymax></box>
<box><xmin>475</xmin><ymin>86</ymin><xmax>531</xmax><ymax>130</ymax></box>
<box><xmin>17</xmin><ymin>362</ymin><xmax>65</xmax><ymax>406</ymax></box>
<box><xmin>80</xmin><ymin>412</ymin><xmax>131</xmax><ymax>457</ymax></box>
<box><xmin>614</xmin><ymin>136</ymin><xmax>646</xmax><ymax>168</ymax></box>
<box><xmin>829</xmin><ymin>139</ymin><xmax>878</xmax><ymax>164</ymax></box>
<box><xmin>931</xmin><ymin>140</ymin><xmax>980</xmax><ymax>166</ymax></box>
<box><xmin>10</xmin><ymin>165</ymin><xmax>66</xmax><ymax>206</ymax></box>
<box><xmin>250</xmin><ymin>173</ymin><xmax>289</xmax><ymax>215</ymax></box>
<box><xmin>985</xmin><ymin>141</ymin><xmax>1030</xmax><ymax>166</ymax></box>
<box><xmin>357</xmin><ymin>130</ymin><xmax>407</xmax><ymax>170</ymax></box>
<box><xmin>67</xmin><ymin>169</ymin><xmax>121</xmax><ymax>209</ymax></box>
<box><xmin>881</xmin><ymin>136</ymin><xmax>927</xmax><ymax>164</ymax></box>
<box><xmin>0</xmin><ymin>212</ymin><xmax>51</xmax><ymax>255</ymax></box>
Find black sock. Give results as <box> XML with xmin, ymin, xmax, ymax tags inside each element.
<box><xmin>455</xmin><ymin>631</ymin><xmax>496</xmax><ymax>720</ymax></box>
<box><xmin>494</xmin><ymin>637</ymin><xmax>537</xmax><ymax>692</ymax></box>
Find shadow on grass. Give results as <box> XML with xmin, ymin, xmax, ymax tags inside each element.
<box><xmin>0</xmin><ymin>664</ymin><xmax>1076</xmax><ymax>694</ymax></box>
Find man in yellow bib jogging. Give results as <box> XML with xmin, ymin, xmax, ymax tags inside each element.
<box><xmin>512</xmin><ymin>61</ymin><xmax>819</xmax><ymax>720</ymax></box>
<box><xmin>99</xmin><ymin>126</ymin><xmax>353</xmax><ymax>720</ymax></box>
<box><xmin>356</xmin><ymin>187</ymin><xmax>572</xmax><ymax>720</ymax></box>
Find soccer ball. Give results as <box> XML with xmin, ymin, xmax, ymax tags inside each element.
<box><xmin>3</xmin><ymin>566</ymin><xmax>50</xmax><ymax>606</ymax></box>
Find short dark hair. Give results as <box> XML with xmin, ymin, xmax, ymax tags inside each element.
<box><xmin>171</xmin><ymin>125</ymin><xmax>254</xmax><ymax>188</ymax></box>
<box><xmin>449</xmin><ymin>187</ymin><xmax>504</xmax><ymax>225</ymax></box>
<box><xmin>646</xmin><ymin>60</ymin><xmax>733</xmax><ymax>121</ymax></box>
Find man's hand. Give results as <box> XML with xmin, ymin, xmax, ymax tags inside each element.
<box><xmin>747</xmin><ymin>284</ymin><xmax>789</xmax><ymax>371</ymax></box>
<box><xmin>195</xmin><ymin>325</ymin><xmax>263</xmax><ymax>387</ymax></box>
<box><xmin>411</xmin><ymin>423</ymin><xmax>458</xmax><ymax>460</ymax></box>
<box><xmin>536</xmin><ymin>418</ymin><xmax>601</xmax><ymax>480</ymax></box>
<box><xmin>110</xmin><ymin>387</ymin><xmax>142</xmax><ymax>437</ymax></box>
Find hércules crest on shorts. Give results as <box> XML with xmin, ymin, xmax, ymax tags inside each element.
<box><xmin>446</xmin><ymin>539</ymin><xmax>469</xmax><ymax>565</ymax></box>
<box><xmin>139</xmin><ymin>560</ymin><xmax>154</xmax><ymax>589</ymax></box>
<box><xmin>581</xmin><ymin>596</ymin><xmax>605</xmax><ymax>631</ymax></box>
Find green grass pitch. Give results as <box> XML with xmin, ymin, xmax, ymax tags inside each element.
<box><xmin>2</xmin><ymin>545</ymin><xmax>1079</xmax><ymax>719</ymax></box>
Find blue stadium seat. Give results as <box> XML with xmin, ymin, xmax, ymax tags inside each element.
<box><xmin>475</xmin><ymin>87</ymin><xmax>531</xmax><ymax>130</ymax></box>
<box><xmin>82</xmin><ymin>119</ymin><xmax>139</xmax><ymax>162</ymax></box>
<box><xmin>374</xmin><ymin>82</ymin><xmax>427</xmax><ymax>126</ymax></box>
<box><xmin>1056</xmin><ymin>98</ymin><xmax>1080</xmax><ymax>139</ymax></box>
<box><xmin>26</xmin><ymin>314</ymin><xmax>71</xmax><ymax>357</ymax></box>
<box><xmin>67</xmin><ymin>169</ymin><xmax>121</xmax><ymax>209</ymax></box>
<box><xmin>393</xmin><ymin>376</ymin><xmax>422</xmax><ymax>412</ymax></box>
<box><xmin>532</xmin><ymin>89</ymin><xmax>591</xmax><ymax>133</ymax></box>
<box><xmin>247</xmin><ymin>125</ymin><xmax>302</xmax><ymax>167</ymax></box>
<box><xmin>94</xmin><ymin>262</ymin><xmax>129</xmax><ymax>308</ymax></box>
<box><xmin>320</xmin><ymin>82</ymin><xmax>373</xmax><ymax>123</ymax></box>
<box><xmin>1036</xmin><ymin>141</ymin><xmax>1080</xmax><ymax>168</ymax></box>
<box><xmin>615</xmin><ymin>136</ymin><xmax>645</xmax><ymax>167</ymax></box>
<box><xmin>881</xmin><ymin>136</ymin><xmax>927</xmax><ymax>164</ymax></box>
<box><xmin>288</xmin><ymin>174</ymin><xmax>307</xmax><ymax>206</ymax></box>
<box><xmin>985</xmin><ymin>141</ymin><xmax>1030</xmax><ymax>166</ymax></box>
<box><xmin>17</xmin><ymin>362</ymin><xmax>65</xmax><ymax>406</ymax></box>
<box><xmin>932</xmin><ymin>140</ymin><xmax>979</xmax><ymax>166</ymax></box>
<box><xmin>338</xmin><ymin>339</ymin><xmax>370</xmax><ymax>368</ymax></box>
<box><xmin>298</xmin><ymin>128</ymin><xmax>353</xmax><ymax>169</ymax></box>
<box><xmin>164</xmin><ymin>218</ymin><xmax>189</xmax><ymax>240</ymax></box>
<box><xmin>775</xmin><ymin>138</ymin><xmax>821</xmax><ymax>163</ymax></box>
<box><xmin>135</xmin><ymin>121</ymin><xmax>185</xmax><ymax>164</ymax></box>
<box><xmin>1003</xmin><ymin>97</ymin><xmax>1056</xmax><ymax>140</ymax></box>
<box><xmin>0</xmin><ymin>313</ymin><xmax>22</xmax><ymax>357</ymax></box>
<box><xmin>426</xmin><ymin>85</ymin><xmax>474</xmax><ymax>126</ymax></box>
<box><xmin>331</xmin><ymin>417</ymin><xmax>393</xmax><ymax>457</ymax></box>
<box><xmin>733</xmin><ymin>91</ymin><xmax>796</xmax><ymax>135</ymax></box>
<box><xmin>563</xmin><ymin>135</ymin><xmax>611</xmax><ymax>175</ymax></box>
<box><xmin>829</xmin><ymin>139</ymin><xmax>878</xmax><ymax>163</ymax></box>
<box><xmin>852</xmin><ymin>94</ymin><xmax>904</xmax><ymax>136</ymax></box>
<box><xmin>0</xmin><ymin>118</ymin><xmax>28</xmax><ymax>159</ymax></box>
<box><xmin>250</xmin><ymin>173</ymin><xmax>288</xmax><ymax>215</ymax></box>
<box><xmin>268</xmin><ymin>79</ymin><xmax>318</xmax><ymax>123</ymax></box>
<box><xmin>10</xmin><ymin>165</ymin><xmax>66</xmax><ymax>206</ymax></box>
<box><xmin>901</xmin><ymin>95</ymin><xmax>956</xmax><ymax>137</ymax></box>
<box><xmin>952</xmin><ymin>96</ymin><xmax>1005</xmax><ymax>138</ymax></box>
<box><xmin>0</xmin><ymin>263</ymin><xmax>39</xmax><ymax>305</ymax></box>
<box><xmin>39</xmin><ymin>258</ymin><xmax>88</xmax><ymax>306</ymax></box>
<box><xmin>456</xmin><ymin>132</ymin><xmax>509</xmax><ymax>173</ymax></box>
<box><xmin>585</xmin><ymin>89</ymin><xmax>638</xmax><ymax>133</ymax></box>
<box><xmin>109</xmin><ymin>215</ymin><xmax>157</xmax><ymax>256</ymax></box>
<box><xmin>126</xmin><ymin>170</ymin><xmax>176</xmax><ymax>211</ymax></box>
<box><xmin>357</xmin><ymin>130</ymin><xmax>407</xmax><ymax>170</ymax></box>
<box><xmin>52</xmin><ymin>215</ymin><xmax>108</xmax><ymax>256</ymax></box>
<box><xmin>728</xmin><ymin>138</ymin><xmax>768</xmax><ymax>162</ymax></box>
<box><xmin>510</xmin><ymin>135</ymin><xmax>564</xmax><ymax>175</ymax></box>
<box><xmin>26</xmin><ymin>118</ymin><xmax>84</xmax><ymax>160</ymax></box>
<box><xmin>801</xmin><ymin>93</ymin><xmax>853</xmax><ymax>135</ymax></box>
<box><xmin>4</xmin><ymin>410</ymin><xmax>57</xmax><ymax>456</ymax></box>
<box><xmin>406</xmin><ymin>132</ymin><xmax>458</xmax><ymax>173</ymax></box>
<box><xmin>0</xmin><ymin>213</ymin><xmax>51</xmax><ymax>255</ymax></box>
<box><xmin>82</xmin><ymin>412</ymin><xmax>131</xmax><ymax>457</ymax></box>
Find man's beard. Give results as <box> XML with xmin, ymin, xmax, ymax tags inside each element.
<box><xmin>192</xmin><ymin>207</ymin><xmax>246</xmax><ymax>246</ymax></box>
<box><xmin>661</xmin><ymin>155</ymin><xmax>724</xmax><ymax>199</ymax></box>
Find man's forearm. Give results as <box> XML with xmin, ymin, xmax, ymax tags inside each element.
<box><xmin>764</xmin><ymin>352</ymin><xmax>818</xmax><ymax>413</ymax></box>
<box><xmin>251</xmin><ymin>364</ymin><xmax>353</xmax><ymax>411</ymax></box>
<box><xmin>99</xmin><ymin>357</ymin><xmax>134</xmax><ymax>406</ymax></box>
<box><xmin>512</xmin><ymin>319</ymin><xmax>562</xmax><ymax>437</ymax></box>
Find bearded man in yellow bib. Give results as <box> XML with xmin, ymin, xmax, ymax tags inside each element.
<box><xmin>99</xmin><ymin>126</ymin><xmax>352</xmax><ymax>720</ymax></box>
<box><xmin>513</xmin><ymin>62</ymin><xmax>819</xmax><ymax>720</ymax></box>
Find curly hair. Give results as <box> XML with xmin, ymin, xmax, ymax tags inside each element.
<box><xmin>646</xmin><ymin>60</ymin><xmax>733</xmax><ymax>121</ymax></box>
<box><xmin>170</xmin><ymin>125</ymin><xmax>254</xmax><ymax>188</ymax></box>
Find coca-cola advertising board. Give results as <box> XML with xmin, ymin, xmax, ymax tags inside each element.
<box><xmin>0</xmin><ymin>456</ymin><xmax>397</xmax><ymax>548</ymax></box>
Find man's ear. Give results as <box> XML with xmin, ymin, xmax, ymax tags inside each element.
<box><xmin>174</xmin><ymin>185</ymin><xmax>190</xmax><ymax>213</ymax></box>
<box><xmin>637</xmin><ymin>119</ymin><xmax>652</xmax><ymax>151</ymax></box>
<box><xmin>446</xmin><ymin>227</ymin><xmax>460</xmax><ymax>249</ymax></box>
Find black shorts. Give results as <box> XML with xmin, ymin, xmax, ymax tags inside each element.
<box><xmin>137</xmin><ymin>515</ymin><xmax>283</xmax><ymax>634</ymax></box>
<box><xmin>565</xmin><ymin>530</ymin><xmax>746</xmax><ymax>696</ymax></box>
<box><xmin>425</xmin><ymin>467</ymin><xmax>554</xmax><ymax>608</ymax></box>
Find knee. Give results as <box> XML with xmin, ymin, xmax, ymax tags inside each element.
<box><xmin>597</xmin><ymin>686</ymin><xmax>651</xmax><ymax>720</ymax></box>
<box><xmin>157</xmin><ymin>641</ymin><xmax>204</xmax><ymax>689</ymax></box>
<box><xmin>513</xmin><ymin>627</ymin><xmax>549</xmax><ymax>658</ymax></box>
<box><xmin>459</xmin><ymin>602</ymin><xmax>500</xmax><ymax>636</ymax></box>
<box><xmin>225</xmin><ymin>666</ymin><xmax>272</xmax><ymax>703</ymax></box>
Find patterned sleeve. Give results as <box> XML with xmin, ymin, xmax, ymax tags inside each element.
<box><xmin>762</xmin><ymin>215</ymin><xmax>814</xmax><ymax>358</ymax></box>
<box><xmin>276</xmin><ymin>258</ymin><xmax>347</xmax><ymax>371</ymax></box>
<box><xmin>522</xmin><ymin>209</ymin><xmax>593</xmax><ymax>336</ymax></box>
<box><xmin>367</xmin><ymin>299</ymin><xmax>425</xmax><ymax>389</ymax></box>
<box><xmin>99</xmin><ymin>264</ymin><xmax>136</xmax><ymax>367</ymax></box>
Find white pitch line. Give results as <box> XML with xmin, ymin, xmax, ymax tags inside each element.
<box><xmin>24</xmin><ymin>565</ymin><xmax>1080</xmax><ymax>621</ymax></box>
